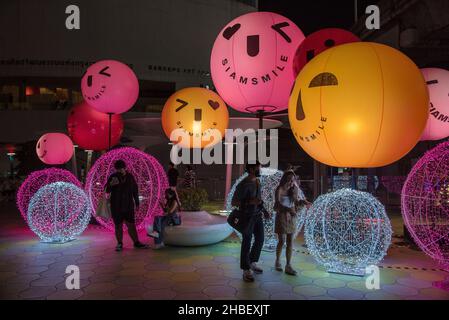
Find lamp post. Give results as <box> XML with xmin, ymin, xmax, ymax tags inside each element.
<box><xmin>6</xmin><ymin>152</ymin><xmax>15</xmax><ymax>178</ymax></box>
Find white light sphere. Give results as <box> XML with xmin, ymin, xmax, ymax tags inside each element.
<box><xmin>226</xmin><ymin>168</ymin><xmax>307</xmax><ymax>249</ymax></box>
<box><xmin>305</xmin><ymin>188</ymin><xmax>392</xmax><ymax>275</ymax></box>
<box><xmin>27</xmin><ymin>182</ymin><xmax>92</xmax><ymax>243</ymax></box>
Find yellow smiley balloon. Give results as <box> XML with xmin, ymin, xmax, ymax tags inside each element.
<box><xmin>288</xmin><ymin>42</ymin><xmax>429</xmax><ymax>168</ymax></box>
<box><xmin>162</xmin><ymin>87</ymin><xmax>229</xmax><ymax>149</ymax></box>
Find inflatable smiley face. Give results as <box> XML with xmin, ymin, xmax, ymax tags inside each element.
<box><xmin>36</xmin><ymin>133</ymin><xmax>74</xmax><ymax>165</ymax></box>
<box><xmin>162</xmin><ymin>88</ymin><xmax>229</xmax><ymax>149</ymax></box>
<box><xmin>211</xmin><ymin>12</ymin><xmax>305</xmax><ymax>113</ymax></box>
<box><xmin>81</xmin><ymin>60</ymin><xmax>139</xmax><ymax>114</ymax></box>
<box><xmin>288</xmin><ymin>42</ymin><xmax>429</xmax><ymax>168</ymax></box>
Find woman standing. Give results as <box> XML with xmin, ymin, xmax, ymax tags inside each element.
<box><xmin>274</xmin><ymin>171</ymin><xmax>308</xmax><ymax>275</ymax></box>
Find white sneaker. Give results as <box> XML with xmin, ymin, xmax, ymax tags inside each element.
<box><xmin>152</xmin><ymin>243</ymin><xmax>164</xmax><ymax>250</ymax></box>
<box><xmin>148</xmin><ymin>231</ymin><xmax>159</xmax><ymax>238</ymax></box>
<box><xmin>250</xmin><ymin>262</ymin><xmax>263</xmax><ymax>274</ymax></box>
<box><xmin>243</xmin><ymin>269</ymin><xmax>254</xmax><ymax>282</ymax></box>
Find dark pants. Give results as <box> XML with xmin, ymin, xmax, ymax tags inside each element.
<box><xmin>153</xmin><ymin>216</ymin><xmax>168</xmax><ymax>245</ymax></box>
<box><xmin>240</xmin><ymin>214</ymin><xmax>264</xmax><ymax>270</ymax></box>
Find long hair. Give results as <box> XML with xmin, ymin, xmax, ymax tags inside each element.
<box><xmin>277</xmin><ymin>171</ymin><xmax>296</xmax><ymax>198</ymax></box>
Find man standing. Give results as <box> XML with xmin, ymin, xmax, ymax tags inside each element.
<box><xmin>232</xmin><ymin>162</ymin><xmax>270</xmax><ymax>282</ymax></box>
<box><xmin>106</xmin><ymin>160</ymin><xmax>147</xmax><ymax>252</ymax></box>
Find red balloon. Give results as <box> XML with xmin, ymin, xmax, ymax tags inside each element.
<box><xmin>293</xmin><ymin>28</ymin><xmax>360</xmax><ymax>77</ymax></box>
<box><xmin>67</xmin><ymin>101</ymin><xmax>124</xmax><ymax>151</ymax></box>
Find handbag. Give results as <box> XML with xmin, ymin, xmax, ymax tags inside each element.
<box><xmin>96</xmin><ymin>196</ymin><xmax>111</xmax><ymax>219</ymax></box>
<box><xmin>227</xmin><ymin>208</ymin><xmax>250</xmax><ymax>234</ymax></box>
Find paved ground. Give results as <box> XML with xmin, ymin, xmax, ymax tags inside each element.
<box><xmin>1</xmin><ymin>201</ymin><xmax>449</xmax><ymax>300</ymax></box>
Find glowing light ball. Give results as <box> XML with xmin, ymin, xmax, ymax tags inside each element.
<box><xmin>85</xmin><ymin>147</ymin><xmax>168</xmax><ymax>231</ymax></box>
<box><xmin>305</xmin><ymin>188</ymin><xmax>392</xmax><ymax>275</ymax></box>
<box><xmin>67</xmin><ymin>101</ymin><xmax>124</xmax><ymax>151</ymax></box>
<box><xmin>381</xmin><ymin>176</ymin><xmax>406</xmax><ymax>195</ymax></box>
<box><xmin>211</xmin><ymin>12</ymin><xmax>305</xmax><ymax>113</ymax></box>
<box><xmin>401</xmin><ymin>141</ymin><xmax>449</xmax><ymax>269</ymax></box>
<box><xmin>27</xmin><ymin>182</ymin><xmax>91</xmax><ymax>243</ymax></box>
<box><xmin>161</xmin><ymin>87</ymin><xmax>229</xmax><ymax>149</ymax></box>
<box><xmin>17</xmin><ymin>168</ymin><xmax>81</xmax><ymax>222</ymax></box>
<box><xmin>36</xmin><ymin>133</ymin><xmax>74</xmax><ymax>165</ymax></box>
<box><xmin>226</xmin><ymin>168</ymin><xmax>308</xmax><ymax>249</ymax></box>
<box><xmin>289</xmin><ymin>42</ymin><xmax>429</xmax><ymax>168</ymax></box>
<box><xmin>420</xmin><ymin>68</ymin><xmax>449</xmax><ymax>141</ymax></box>
<box><xmin>293</xmin><ymin>28</ymin><xmax>360</xmax><ymax>77</ymax></box>
<box><xmin>81</xmin><ymin>60</ymin><xmax>139</xmax><ymax>114</ymax></box>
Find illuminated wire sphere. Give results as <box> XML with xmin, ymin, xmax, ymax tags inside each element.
<box><xmin>305</xmin><ymin>188</ymin><xmax>392</xmax><ymax>275</ymax></box>
<box><xmin>226</xmin><ymin>168</ymin><xmax>307</xmax><ymax>249</ymax></box>
<box><xmin>332</xmin><ymin>175</ymin><xmax>379</xmax><ymax>191</ymax></box>
<box><xmin>27</xmin><ymin>182</ymin><xmax>91</xmax><ymax>243</ymax></box>
<box><xmin>85</xmin><ymin>147</ymin><xmax>168</xmax><ymax>231</ymax></box>
<box><xmin>401</xmin><ymin>141</ymin><xmax>449</xmax><ymax>270</ymax></box>
<box><xmin>17</xmin><ymin>168</ymin><xmax>81</xmax><ymax>222</ymax></box>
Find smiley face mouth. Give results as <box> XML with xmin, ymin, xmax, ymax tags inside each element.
<box><xmin>84</xmin><ymin>85</ymin><xmax>107</xmax><ymax>102</ymax></box>
<box><xmin>38</xmin><ymin>150</ymin><xmax>47</xmax><ymax>159</ymax></box>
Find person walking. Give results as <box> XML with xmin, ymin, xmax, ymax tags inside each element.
<box><xmin>231</xmin><ymin>162</ymin><xmax>270</xmax><ymax>282</ymax></box>
<box><xmin>105</xmin><ymin>160</ymin><xmax>147</xmax><ymax>252</ymax></box>
<box><xmin>148</xmin><ymin>188</ymin><xmax>181</xmax><ymax>249</ymax></box>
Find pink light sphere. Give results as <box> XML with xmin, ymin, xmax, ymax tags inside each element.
<box><xmin>36</xmin><ymin>133</ymin><xmax>74</xmax><ymax>165</ymax></box>
<box><xmin>81</xmin><ymin>60</ymin><xmax>139</xmax><ymax>114</ymax></box>
<box><xmin>401</xmin><ymin>141</ymin><xmax>449</xmax><ymax>270</ymax></box>
<box><xmin>67</xmin><ymin>101</ymin><xmax>124</xmax><ymax>151</ymax></box>
<box><xmin>292</xmin><ymin>28</ymin><xmax>360</xmax><ymax>77</ymax></box>
<box><xmin>85</xmin><ymin>147</ymin><xmax>168</xmax><ymax>231</ymax></box>
<box><xmin>16</xmin><ymin>168</ymin><xmax>81</xmax><ymax>222</ymax></box>
<box><xmin>210</xmin><ymin>12</ymin><xmax>305</xmax><ymax>113</ymax></box>
<box><xmin>420</xmin><ymin>68</ymin><xmax>449</xmax><ymax>141</ymax></box>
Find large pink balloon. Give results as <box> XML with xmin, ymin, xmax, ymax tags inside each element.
<box><xmin>211</xmin><ymin>12</ymin><xmax>305</xmax><ymax>113</ymax></box>
<box><xmin>421</xmin><ymin>68</ymin><xmax>449</xmax><ymax>141</ymax></box>
<box><xmin>81</xmin><ymin>60</ymin><xmax>139</xmax><ymax>114</ymax></box>
<box><xmin>36</xmin><ymin>133</ymin><xmax>74</xmax><ymax>165</ymax></box>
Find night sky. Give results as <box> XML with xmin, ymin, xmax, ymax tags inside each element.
<box><xmin>259</xmin><ymin>0</ymin><xmax>380</xmax><ymax>35</ymax></box>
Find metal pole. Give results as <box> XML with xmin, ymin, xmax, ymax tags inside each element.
<box><xmin>108</xmin><ymin>113</ymin><xmax>113</xmax><ymax>150</ymax></box>
<box><xmin>354</xmin><ymin>0</ymin><xmax>359</xmax><ymax>23</ymax></box>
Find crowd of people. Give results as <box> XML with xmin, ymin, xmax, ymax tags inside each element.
<box><xmin>105</xmin><ymin>160</ymin><xmax>310</xmax><ymax>283</ymax></box>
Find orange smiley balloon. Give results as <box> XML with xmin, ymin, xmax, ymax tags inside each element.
<box><xmin>162</xmin><ymin>87</ymin><xmax>229</xmax><ymax>149</ymax></box>
<box><xmin>288</xmin><ymin>42</ymin><xmax>429</xmax><ymax>168</ymax></box>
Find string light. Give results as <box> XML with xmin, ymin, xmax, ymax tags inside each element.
<box><xmin>27</xmin><ymin>182</ymin><xmax>91</xmax><ymax>243</ymax></box>
<box><xmin>332</xmin><ymin>175</ymin><xmax>379</xmax><ymax>191</ymax></box>
<box><xmin>85</xmin><ymin>147</ymin><xmax>168</xmax><ymax>231</ymax></box>
<box><xmin>402</xmin><ymin>141</ymin><xmax>449</xmax><ymax>270</ymax></box>
<box><xmin>226</xmin><ymin>168</ymin><xmax>308</xmax><ymax>249</ymax></box>
<box><xmin>305</xmin><ymin>188</ymin><xmax>392</xmax><ymax>275</ymax></box>
<box><xmin>17</xmin><ymin>168</ymin><xmax>81</xmax><ymax>223</ymax></box>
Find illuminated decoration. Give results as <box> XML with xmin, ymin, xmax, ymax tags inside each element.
<box><xmin>27</xmin><ymin>182</ymin><xmax>91</xmax><ymax>243</ymax></box>
<box><xmin>332</xmin><ymin>175</ymin><xmax>379</xmax><ymax>191</ymax></box>
<box><xmin>36</xmin><ymin>133</ymin><xmax>74</xmax><ymax>165</ymax></box>
<box><xmin>226</xmin><ymin>168</ymin><xmax>307</xmax><ymax>249</ymax></box>
<box><xmin>17</xmin><ymin>168</ymin><xmax>81</xmax><ymax>222</ymax></box>
<box><xmin>85</xmin><ymin>147</ymin><xmax>168</xmax><ymax>231</ymax></box>
<box><xmin>381</xmin><ymin>176</ymin><xmax>406</xmax><ymax>195</ymax></box>
<box><xmin>305</xmin><ymin>188</ymin><xmax>392</xmax><ymax>275</ymax></box>
<box><xmin>81</xmin><ymin>60</ymin><xmax>139</xmax><ymax>114</ymax></box>
<box><xmin>288</xmin><ymin>42</ymin><xmax>429</xmax><ymax>168</ymax></box>
<box><xmin>161</xmin><ymin>87</ymin><xmax>229</xmax><ymax>149</ymax></box>
<box><xmin>420</xmin><ymin>68</ymin><xmax>449</xmax><ymax>141</ymax></box>
<box><xmin>293</xmin><ymin>28</ymin><xmax>359</xmax><ymax>77</ymax></box>
<box><xmin>401</xmin><ymin>141</ymin><xmax>449</xmax><ymax>269</ymax></box>
<box><xmin>67</xmin><ymin>101</ymin><xmax>124</xmax><ymax>151</ymax></box>
<box><xmin>211</xmin><ymin>12</ymin><xmax>305</xmax><ymax>113</ymax></box>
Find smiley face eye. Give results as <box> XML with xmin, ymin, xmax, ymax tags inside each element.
<box><xmin>175</xmin><ymin>99</ymin><xmax>188</xmax><ymax>112</ymax></box>
<box><xmin>271</xmin><ymin>22</ymin><xmax>292</xmax><ymax>43</ymax></box>
<box><xmin>223</xmin><ymin>24</ymin><xmax>241</xmax><ymax>40</ymax></box>
<box><xmin>309</xmin><ymin>73</ymin><xmax>338</xmax><ymax>88</ymax></box>
<box><xmin>99</xmin><ymin>66</ymin><xmax>111</xmax><ymax>77</ymax></box>
<box><xmin>426</xmin><ymin>79</ymin><xmax>438</xmax><ymax>85</ymax></box>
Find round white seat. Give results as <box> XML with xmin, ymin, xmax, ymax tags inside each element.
<box><xmin>146</xmin><ymin>211</ymin><xmax>233</xmax><ymax>246</ymax></box>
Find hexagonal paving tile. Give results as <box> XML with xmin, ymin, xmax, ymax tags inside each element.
<box><xmin>313</xmin><ymin>278</ymin><xmax>346</xmax><ymax>289</ymax></box>
<box><xmin>294</xmin><ymin>285</ymin><xmax>326</xmax><ymax>297</ymax></box>
<box><xmin>203</xmin><ymin>285</ymin><xmax>237</xmax><ymax>298</ymax></box>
